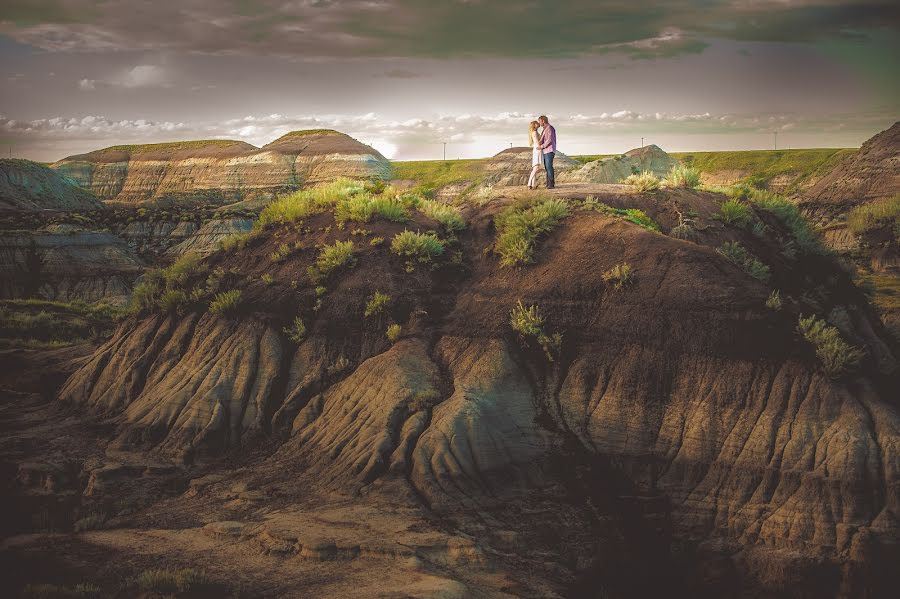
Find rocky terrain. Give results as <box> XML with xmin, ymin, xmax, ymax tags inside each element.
<box><xmin>2</xmin><ymin>172</ymin><xmax>897</xmax><ymax>598</ymax></box>
<box><xmin>0</xmin><ymin>159</ymin><xmax>102</xmax><ymax>211</ymax></box>
<box><xmin>560</xmin><ymin>145</ymin><xmax>677</xmax><ymax>184</ymax></box>
<box><xmin>52</xmin><ymin>131</ymin><xmax>390</xmax><ymax>205</ymax></box>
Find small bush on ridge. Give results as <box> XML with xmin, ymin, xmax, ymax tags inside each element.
<box><xmin>209</xmin><ymin>289</ymin><xmax>242</xmax><ymax>315</ymax></box>
<box><xmin>664</xmin><ymin>164</ymin><xmax>701</xmax><ymax>189</ymax></box>
<box><xmin>717</xmin><ymin>241</ymin><xmax>770</xmax><ymax>283</ymax></box>
<box><xmin>365</xmin><ymin>291</ymin><xmax>391</xmax><ymax>317</ymax></box>
<box><xmin>509</xmin><ymin>300</ymin><xmax>563</xmax><ymax>361</ymax></box>
<box><xmin>386</xmin><ymin>323</ymin><xmax>402</xmax><ymax>343</ymax></box>
<box><xmin>624</xmin><ymin>171</ymin><xmax>660</xmax><ymax>192</ymax></box>
<box><xmin>718</xmin><ymin>199</ymin><xmax>753</xmax><ymax>226</ymax></box>
<box><xmin>495</xmin><ymin>199</ymin><xmax>569</xmax><ymax>266</ymax></box>
<box><xmin>602</xmin><ymin>263</ymin><xmax>635</xmax><ymax>290</ymax></box>
<box><xmin>798</xmin><ymin>315</ymin><xmax>865</xmax><ymax>378</ymax></box>
<box><xmin>284</xmin><ymin>317</ymin><xmax>306</xmax><ymax>342</ymax></box>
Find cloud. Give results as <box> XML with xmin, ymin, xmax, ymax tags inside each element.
<box><xmin>78</xmin><ymin>78</ymin><xmax>96</xmax><ymax>90</ymax></box>
<box><xmin>376</xmin><ymin>69</ymin><xmax>424</xmax><ymax>79</ymax></box>
<box><xmin>75</xmin><ymin>65</ymin><xmax>169</xmax><ymax>90</ymax></box>
<box><xmin>2</xmin><ymin>1</ymin><xmax>897</xmax><ymax>59</ymax></box>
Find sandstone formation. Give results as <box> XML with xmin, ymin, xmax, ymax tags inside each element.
<box><xmin>58</xmin><ymin>185</ymin><xmax>899</xmax><ymax>597</ymax></box>
<box><xmin>482</xmin><ymin>147</ymin><xmax>580</xmax><ymax>186</ymax></box>
<box><xmin>560</xmin><ymin>144</ymin><xmax>677</xmax><ymax>184</ymax></box>
<box><xmin>0</xmin><ymin>224</ymin><xmax>144</xmax><ymax>302</ymax></box>
<box><xmin>51</xmin><ymin>130</ymin><xmax>390</xmax><ymax>205</ymax></box>
<box><xmin>0</xmin><ymin>159</ymin><xmax>102</xmax><ymax>211</ymax></box>
<box><xmin>802</xmin><ymin>121</ymin><xmax>899</xmax><ymax>208</ymax></box>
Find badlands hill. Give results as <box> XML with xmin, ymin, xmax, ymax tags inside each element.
<box><xmin>0</xmin><ymin>159</ymin><xmax>102</xmax><ymax>211</ymax></box>
<box><xmin>40</xmin><ymin>180</ymin><xmax>899</xmax><ymax>597</ymax></box>
<box><xmin>51</xmin><ymin>130</ymin><xmax>390</xmax><ymax>205</ymax></box>
<box><xmin>801</xmin><ymin>121</ymin><xmax>899</xmax><ymax>209</ymax></box>
<box><xmin>561</xmin><ymin>144</ymin><xmax>677</xmax><ymax>184</ymax></box>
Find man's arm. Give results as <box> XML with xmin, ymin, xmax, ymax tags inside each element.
<box><xmin>538</xmin><ymin>128</ymin><xmax>551</xmax><ymax>150</ymax></box>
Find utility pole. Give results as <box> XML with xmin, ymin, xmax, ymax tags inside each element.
<box><xmin>774</xmin><ymin>130</ymin><xmax>778</xmax><ymax>151</ymax></box>
<box><xmin>442</xmin><ymin>142</ymin><xmax>447</xmax><ymax>161</ymax></box>
<box><xmin>641</xmin><ymin>137</ymin><xmax>644</xmax><ymax>148</ymax></box>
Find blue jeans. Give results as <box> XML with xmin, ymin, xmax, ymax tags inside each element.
<box><xmin>542</xmin><ymin>151</ymin><xmax>555</xmax><ymax>187</ymax></box>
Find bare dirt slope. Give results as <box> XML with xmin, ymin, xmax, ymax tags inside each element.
<box><xmin>801</xmin><ymin>121</ymin><xmax>899</xmax><ymax>209</ymax></box>
<box><xmin>3</xmin><ymin>183</ymin><xmax>898</xmax><ymax>598</ymax></box>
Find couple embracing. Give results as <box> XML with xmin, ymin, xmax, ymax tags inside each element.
<box><xmin>527</xmin><ymin>115</ymin><xmax>557</xmax><ymax>190</ymax></box>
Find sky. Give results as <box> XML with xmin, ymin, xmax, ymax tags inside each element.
<box><xmin>1</xmin><ymin>1</ymin><xmax>898</xmax><ymax>162</ymax></box>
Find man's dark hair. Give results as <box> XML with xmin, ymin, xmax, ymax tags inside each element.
<box><xmin>538</xmin><ymin>115</ymin><xmax>548</xmax><ymax>123</ymax></box>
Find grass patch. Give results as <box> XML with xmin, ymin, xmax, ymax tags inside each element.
<box><xmin>334</xmin><ymin>193</ymin><xmax>409</xmax><ymax>224</ymax></box>
<box><xmin>364</xmin><ymin>291</ymin><xmax>391</xmax><ymax>317</ymax></box>
<box><xmin>391</xmin><ymin>230</ymin><xmax>445</xmax><ymax>266</ymax></box>
<box><xmin>587</xmin><ymin>200</ymin><xmax>660</xmax><ymax>232</ymax></box>
<box><xmin>663</xmin><ymin>164</ymin><xmax>701</xmax><ymax>189</ymax></box>
<box><xmin>717</xmin><ymin>198</ymin><xmax>753</xmax><ymax>226</ymax></box>
<box><xmin>0</xmin><ymin>299</ymin><xmax>123</xmax><ymax>346</ymax></box>
<box><xmin>766</xmin><ymin>290</ymin><xmax>783</xmax><ymax>310</ymax></box>
<box><xmin>602</xmin><ymin>263</ymin><xmax>635</xmax><ymax>290</ymax></box>
<box><xmin>270</xmin><ymin>242</ymin><xmax>292</xmax><ymax>262</ymax></box>
<box><xmin>798</xmin><ymin>315</ymin><xmax>865</xmax><ymax>378</ymax></box>
<box><xmin>284</xmin><ymin>317</ymin><xmax>306</xmax><ymax>343</ymax></box>
<box><xmin>386</xmin><ymin>323</ymin><xmax>402</xmax><ymax>343</ymax></box>
<box><xmin>258</xmin><ymin>178</ymin><xmax>366</xmax><ymax>227</ymax></box>
<box><xmin>311</xmin><ymin>240</ymin><xmax>356</xmax><ymax>279</ymax></box>
<box><xmin>22</xmin><ymin>583</ymin><xmax>101</xmax><ymax>598</ymax></box>
<box><xmin>509</xmin><ymin>300</ymin><xmax>562</xmax><ymax>361</ymax></box>
<box><xmin>495</xmin><ymin>198</ymin><xmax>569</xmax><ymax>266</ymax></box>
<box><xmin>391</xmin><ymin>159</ymin><xmax>487</xmax><ymax>195</ymax></box>
<box><xmin>209</xmin><ymin>289</ymin><xmax>242</xmax><ymax>315</ymax></box>
<box><xmin>624</xmin><ymin>171</ymin><xmax>661</xmax><ymax>192</ymax></box>
<box><xmin>419</xmin><ymin>199</ymin><xmax>466</xmax><ymax>232</ymax></box>
<box><xmin>135</xmin><ymin>568</ymin><xmax>211</xmax><ymax>595</ymax></box>
<box><xmin>717</xmin><ymin>241</ymin><xmax>771</xmax><ymax>282</ymax></box>
<box><xmin>846</xmin><ymin>194</ymin><xmax>900</xmax><ymax>235</ymax></box>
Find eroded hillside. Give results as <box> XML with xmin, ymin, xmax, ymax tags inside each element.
<box><xmin>6</xmin><ymin>179</ymin><xmax>892</xmax><ymax>598</ymax></box>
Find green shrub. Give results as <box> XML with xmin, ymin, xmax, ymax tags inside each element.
<box><xmin>846</xmin><ymin>194</ymin><xmax>900</xmax><ymax>235</ymax></box>
<box><xmin>270</xmin><ymin>242</ymin><xmax>291</xmax><ymax>261</ymax></box>
<box><xmin>748</xmin><ymin>189</ymin><xmax>823</xmax><ymax>254</ymax></box>
<box><xmin>798</xmin><ymin>315</ymin><xmax>865</xmax><ymax>378</ymax></box>
<box><xmin>313</xmin><ymin>240</ymin><xmax>355</xmax><ymax>277</ymax></box>
<box><xmin>136</xmin><ymin>568</ymin><xmax>210</xmax><ymax>594</ymax></box>
<box><xmin>717</xmin><ymin>199</ymin><xmax>752</xmax><ymax>226</ymax></box>
<box><xmin>717</xmin><ymin>241</ymin><xmax>770</xmax><ymax>283</ymax></box>
<box><xmin>590</xmin><ymin>203</ymin><xmax>660</xmax><ymax>231</ymax></box>
<box><xmin>419</xmin><ymin>199</ymin><xmax>466</xmax><ymax>231</ymax></box>
<box><xmin>509</xmin><ymin>301</ymin><xmax>562</xmax><ymax>361</ymax></box>
<box><xmin>390</xmin><ymin>230</ymin><xmax>445</xmax><ymax>261</ymax></box>
<box><xmin>364</xmin><ymin>291</ymin><xmax>391</xmax><ymax>317</ymax></box>
<box><xmin>220</xmin><ymin>230</ymin><xmax>255</xmax><ymax>251</ymax></box>
<box><xmin>386</xmin><ymin>323</ymin><xmax>402</xmax><ymax>343</ymax></box>
<box><xmin>260</xmin><ymin>273</ymin><xmax>275</xmax><ymax>285</ymax></box>
<box><xmin>495</xmin><ymin>199</ymin><xmax>569</xmax><ymax>266</ymax></box>
<box><xmin>370</xmin><ymin>236</ymin><xmax>385</xmax><ymax>246</ymax></box>
<box><xmin>162</xmin><ymin>252</ymin><xmax>203</xmax><ymax>287</ymax></box>
<box><xmin>128</xmin><ymin>271</ymin><xmax>164</xmax><ymax>313</ymax></box>
<box><xmin>664</xmin><ymin>164</ymin><xmax>701</xmax><ymax>189</ymax></box>
<box><xmin>334</xmin><ymin>193</ymin><xmax>409</xmax><ymax>223</ymax></box>
<box><xmin>624</xmin><ymin>171</ymin><xmax>660</xmax><ymax>192</ymax></box>
<box><xmin>209</xmin><ymin>289</ymin><xmax>242</xmax><ymax>315</ymax></box>
<box><xmin>156</xmin><ymin>289</ymin><xmax>189</xmax><ymax>314</ymax></box>
<box><xmin>284</xmin><ymin>317</ymin><xmax>306</xmax><ymax>342</ymax></box>
<box><xmin>602</xmin><ymin>263</ymin><xmax>635</xmax><ymax>290</ymax></box>
<box><xmin>766</xmin><ymin>290</ymin><xmax>782</xmax><ymax>310</ymax></box>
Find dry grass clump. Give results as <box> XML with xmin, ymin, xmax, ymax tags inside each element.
<box><xmin>283</xmin><ymin>316</ymin><xmax>306</xmax><ymax>342</ymax></box>
<box><xmin>258</xmin><ymin>178</ymin><xmax>366</xmax><ymax>226</ymax></box>
<box><xmin>364</xmin><ymin>291</ymin><xmax>391</xmax><ymax>317</ymax></box>
<box><xmin>419</xmin><ymin>199</ymin><xmax>466</xmax><ymax>231</ymax></box>
<box><xmin>209</xmin><ymin>289</ymin><xmax>242</xmax><ymax>315</ymax></box>
<box><xmin>135</xmin><ymin>568</ymin><xmax>211</xmax><ymax>595</ymax></box>
<box><xmin>129</xmin><ymin>252</ymin><xmax>206</xmax><ymax>315</ymax></box>
<box><xmin>495</xmin><ymin>199</ymin><xmax>569</xmax><ymax>266</ymax></box>
<box><xmin>846</xmin><ymin>193</ymin><xmax>900</xmax><ymax>235</ymax></box>
<box><xmin>334</xmin><ymin>193</ymin><xmax>409</xmax><ymax>224</ymax></box>
<box><xmin>624</xmin><ymin>171</ymin><xmax>661</xmax><ymax>192</ymax></box>
<box><xmin>602</xmin><ymin>263</ymin><xmax>635</xmax><ymax>290</ymax></box>
<box><xmin>386</xmin><ymin>323</ymin><xmax>402</xmax><ymax>343</ymax></box>
<box><xmin>798</xmin><ymin>315</ymin><xmax>864</xmax><ymax>378</ymax></box>
<box><xmin>311</xmin><ymin>240</ymin><xmax>356</xmax><ymax>279</ymax></box>
<box><xmin>509</xmin><ymin>300</ymin><xmax>562</xmax><ymax>361</ymax></box>
<box><xmin>663</xmin><ymin>164</ymin><xmax>701</xmax><ymax>189</ymax></box>
<box><xmin>766</xmin><ymin>290</ymin><xmax>782</xmax><ymax>310</ymax></box>
<box><xmin>717</xmin><ymin>198</ymin><xmax>753</xmax><ymax>226</ymax></box>
<box><xmin>390</xmin><ymin>230</ymin><xmax>445</xmax><ymax>269</ymax></box>
<box><xmin>717</xmin><ymin>241</ymin><xmax>770</xmax><ymax>283</ymax></box>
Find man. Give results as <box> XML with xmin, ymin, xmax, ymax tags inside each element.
<box><xmin>537</xmin><ymin>115</ymin><xmax>557</xmax><ymax>189</ymax></box>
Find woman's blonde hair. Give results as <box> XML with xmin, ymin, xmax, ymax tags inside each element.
<box><xmin>528</xmin><ymin>120</ymin><xmax>540</xmax><ymax>146</ymax></box>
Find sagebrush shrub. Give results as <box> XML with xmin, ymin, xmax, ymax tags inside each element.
<box><xmin>717</xmin><ymin>241</ymin><xmax>770</xmax><ymax>283</ymax></box>
<box><xmin>390</xmin><ymin>230</ymin><xmax>445</xmax><ymax>261</ymax></box>
<box><xmin>797</xmin><ymin>315</ymin><xmax>864</xmax><ymax>378</ymax></box>
<box><xmin>624</xmin><ymin>171</ymin><xmax>660</xmax><ymax>192</ymax></box>
<box><xmin>209</xmin><ymin>289</ymin><xmax>242</xmax><ymax>315</ymax></box>
<box><xmin>509</xmin><ymin>300</ymin><xmax>562</xmax><ymax>361</ymax></box>
<box><xmin>386</xmin><ymin>323</ymin><xmax>402</xmax><ymax>343</ymax></box>
<box><xmin>314</xmin><ymin>240</ymin><xmax>355</xmax><ymax>277</ymax></box>
<box><xmin>495</xmin><ymin>199</ymin><xmax>569</xmax><ymax>266</ymax></box>
<box><xmin>602</xmin><ymin>263</ymin><xmax>635</xmax><ymax>290</ymax></box>
<box><xmin>718</xmin><ymin>199</ymin><xmax>752</xmax><ymax>226</ymax></box>
<box><xmin>364</xmin><ymin>291</ymin><xmax>391</xmax><ymax>317</ymax></box>
<box><xmin>419</xmin><ymin>199</ymin><xmax>466</xmax><ymax>231</ymax></box>
<box><xmin>664</xmin><ymin>164</ymin><xmax>701</xmax><ymax>189</ymax></box>
<box><xmin>283</xmin><ymin>317</ymin><xmax>306</xmax><ymax>342</ymax></box>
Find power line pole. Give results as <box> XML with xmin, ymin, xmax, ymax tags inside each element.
<box><xmin>774</xmin><ymin>130</ymin><xmax>778</xmax><ymax>151</ymax></box>
<box><xmin>442</xmin><ymin>142</ymin><xmax>447</xmax><ymax>161</ymax></box>
<box><xmin>641</xmin><ymin>137</ymin><xmax>644</xmax><ymax>148</ymax></box>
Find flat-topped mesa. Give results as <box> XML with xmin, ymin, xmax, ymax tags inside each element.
<box><xmin>0</xmin><ymin>159</ymin><xmax>102</xmax><ymax>211</ymax></box>
<box><xmin>51</xmin><ymin>130</ymin><xmax>391</xmax><ymax>205</ymax></box>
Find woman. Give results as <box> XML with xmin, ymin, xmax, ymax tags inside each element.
<box><xmin>527</xmin><ymin>120</ymin><xmax>542</xmax><ymax>189</ymax></box>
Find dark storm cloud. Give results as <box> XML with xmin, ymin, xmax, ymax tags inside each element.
<box><xmin>1</xmin><ymin>1</ymin><xmax>897</xmax><ymax>58</ymax></box>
